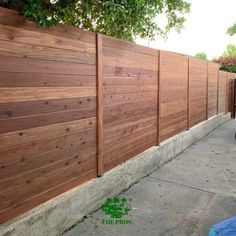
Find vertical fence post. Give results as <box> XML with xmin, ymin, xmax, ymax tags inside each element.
<box><xmin>187</xmin><ymin>57</ymin><xmax>190</xmax><ymax>129</ymax></box>
<box><xmin>206</xmin><ymin>62</ymin><xmax>209</xmax><ymax>119</ymax></box>
<box><xmin>96</xmin><ymin>33</ymin><xmax>104</xmax><ymax>176</ymax></box>
<box><xmin>157</xmin><ymin>50</ymin><xmax>161</xmax><ymax>144</ymax></box>
<box><xmin>217</xmin><ymin>68</ymin><xmax>220</xmax><ymax>114</ymax></box>
<box><xmin>226</xmin><ymin>73</ymin><xmax>228</xmax><ymax>114</ymax></box>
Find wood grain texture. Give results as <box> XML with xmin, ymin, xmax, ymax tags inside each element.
<box><xmin>103</xmin><ymin>35</ymin><xmax>158</xmax><ymax>171</ymax></box>
<box><xmin>227</xmin><ymin>73</ymin><xmax>235</xmax><ymax>113</ymax></box>
<box><xmin>189</xmin><ymin>58</ymin><xmax>208</xmax><ymax>127</ymax></box>
<box><xmin>0</xmin><ymin>136</ymin><xmax>97</xmax><ymax>180</ymax></box>
<box><xmin>96</xmin><ymin>34</ymin><xmax>104</xmax><ymax>176</ymax></box>
<box><xmin>0</xmin><ymin>7</ymin><xmax>26</xmax><ymax>26</ymax></box>
<box><xmin>0</xmin><ymin>7</ymin><xmax>96</xmax><ymax>44</ymax></box>
<box><xmin>159</xmin><ymin>51</ymin><xmax>188</xmax><ymax>142</ymax></box>
<box><xmin>0</xmin><ymin>73</ymin><xmax>96</xmax><ymax>87</ymax></box>
<box><xmin>0</xmin><ymin>56</ymin><xmax>96</xmax><ymax>75</ymax></box>
<box><xmin>226</xmin><ymin>73</ymin><xmax>229</xmax><ymax>114</ymax></box>
<box><xmin>218</xmin><ymin>71</ymin><xmax>227</xmax><ymax>114</ymax></box>
<box><xmin>0</xmin><ymin>169</ymin><xmax>97</xmax><ymax>224</ymax></box>
<box><xmin>187</xmin><ymin>58</ymin><xmax>190</xmax><ymax>129</ymax></box>
<box><xmin>0</xmin><ymin>7</ymin><xmax>234</xmax><ymax>225</ymax></box>
<box><xmin>157</xmin><ymin>50</ymin><xmax>161</xmax><ymax>143</ymax></box>
<box><xmin>0</xmin><ymin>87</ymin><xmax>96</xmax><ymax>103</ymax></box>
<box><xmin>0</xmin><ymin>117</ymin><xmax>96</xmax><ymax>150</ymax></box>
<box><xmin>228</xmin><ymin>79</ymin><xmax>233</xmax><ymax>113</ymax></box>
<box><xmin>206</xmin><ymin>63</ymin><xmax>209</xmax><ymax>119</ymax></box>
<box><xmin>0</xmin><ymin>24</ymin><xmax>96</xmax><ymax>54</ymax></box>
<box><xmin>0</xmin><ymin>97</ymin><xmax>96</xmax><ymax>119</ymax></box>
<box><xmin>0</xmin><ymin>39</ymin><xmax>96</xmax><ymax>64</ymax></box>
<box><xmin>207</xmin><ymin>62</ymin><xmax>219</xmax><ymax>118</ymax></box>
<box><xmin>0</xmin><ymin>10</ymin><xmax>97</xmax><ymax>224</ymax></box>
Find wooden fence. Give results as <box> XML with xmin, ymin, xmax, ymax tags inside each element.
<box><xmin>0</xmin><ymin>7</ymin><xmax>235</xmax><ymax>223</ymax></box>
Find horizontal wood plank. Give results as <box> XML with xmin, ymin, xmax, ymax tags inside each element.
<box><xmin>0</xmin><ymin>127</ymin><xmax>96</xmax><ymax>165</ymax></box>
<box><xmin>0</xmin><ymin>56</ymin><xmax>96</xmax><ymax>75</ymax></box>
<box><xmin>0</xmin><ymin>157</ymin><xmax>97</xmax><ymax>213</ymax></box>
<box><xmin>0</xmin><ymin>117</ymin><xmax>96</xmax><ymax>150</ymax></box>
<box><xmin>0</xmin><ymin>24</ymin><xmax>96</xmax><ymax>54</ymax></box>
<box><xmin>0</xmin><ymin>87</ymin><xmax>96</xmax><ymax>103</ymax></box>
<box><xmin>0</xmin><ymin>169</ymin><xmax>97</xmax><ymax>224</ymax></box>
<box><xmin>0</xmin><ymin>97</ymin><xmax>96</xmax><ymax>119</ymax></box>
<box><xmin>0</xmin><ymin>72</ymin><xmax>95</xmax><ymax>87</ymax></box>
<box><xmin>0</xmin><ymin>137</ymin><xmax>96</xmax><ymax>180</ymax></box>
<box><xmin>0</xmin><ymin>39</ymin><xmax>96</xmax><ymax>64</ymax></box>
<box><xmin>0</xmin><ymin>108</ymin><xmax>96</xmax><ymax>134</ymax></box>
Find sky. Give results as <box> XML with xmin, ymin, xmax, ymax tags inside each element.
<box><xmin>136</xmin><ymin>0</ymin><xmax>236</xmax><ymax>59</ymax></box>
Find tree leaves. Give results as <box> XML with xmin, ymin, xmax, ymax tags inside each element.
<box><xmin>223</xmin><ymin>44</ymin><xmax>236</xmax><ymax>57</ymax></box>
<box><xmin>213</xmin><ymin>44</ymin><xmax>236</xmax><ymax>73</ymax></box>
<box><xmin>195</xmin><ymin>52</ymin><xmax>207</xmax><ymax>60</ymax></box>
<box><xmin>1</xmin><ymin>0</ymin><xmax>191</xmax><ymax>41</ymax></box>
<box><xmin>227</xmin><ymin>23</ymin><xmax>236</xmax><ymax>36</ymax></box>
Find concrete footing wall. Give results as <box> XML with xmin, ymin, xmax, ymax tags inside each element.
<box><xmin>0</xmin><ymin>113</ymin><xmax>231</xmax><ymax>236</ymax></box>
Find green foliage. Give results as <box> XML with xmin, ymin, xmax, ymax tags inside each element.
<box><xmin>223</xmin><ymin>44</ymin><xmax>236</xmax><ymax>57</ymax></box>
<box><xmin>227</xmin><ymin>22</ymin><xmax>236</xmax><ymax>36</ymax></box>
<box><xmin>0</xmin><ymin>0</ymin><xmax>191</xmax><ymax>41</ymax></box>
<box><xmin>214</xmin><ymin>44</ymin><xmax>236</xmax><ymax>73</ymax></box>
<box><xmin>214</xmin><ymin>56</ymin><xmax>236</xmax><ymax>73</ymax></box>
<box><xmin>195</xmin><ymin>52</ymin><xmax>207</xmax><ymax>60</ymax></box>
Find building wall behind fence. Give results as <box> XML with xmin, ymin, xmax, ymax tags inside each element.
<box><xmin>0</xmin><ymin>7</ymin><xmax>235</xmax><ymax>223</ymax></box>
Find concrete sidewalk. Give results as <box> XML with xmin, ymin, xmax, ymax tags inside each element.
<box><xmin>65</xmin><ymin>119</ymin><xmax>236</xmax><ymax>236</ymax></box>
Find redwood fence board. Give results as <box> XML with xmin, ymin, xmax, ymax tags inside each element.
<box><xmin>0</xmin><ymin>7</ymin><xmax>235</xmax><ymax>224</ymax></box>
<box><xmin>0</xmin><ymin>7</ymin><xmax>97</xmax><ymax>224</ymax></box>
<box><xmin>218</xmin><ymin>71</ymin><xmax>227</xmax><ymax>114</ymax></box>
<box><xmin>207</xmin><ymin>62</ymin><xmax>219</xmax><ymax>118</ymax></box>
<box><xmin>189</xmin><ymin>58</ymin><xmax>208</xmax><ymax>127</ymax></box>
<box><xmin>159</xmin><ymin>51</ymin><xmax>188</xmax><ymax>142</ymax></box>
<box><xmin>227</xmin><ymin>73</ymin><xmax>235</xmax><ymax>113</ymax></box>
<box><xmin>102</xmin><ymin>35</ymin><xmax>158</xmax><ymax>172</ymax></box>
